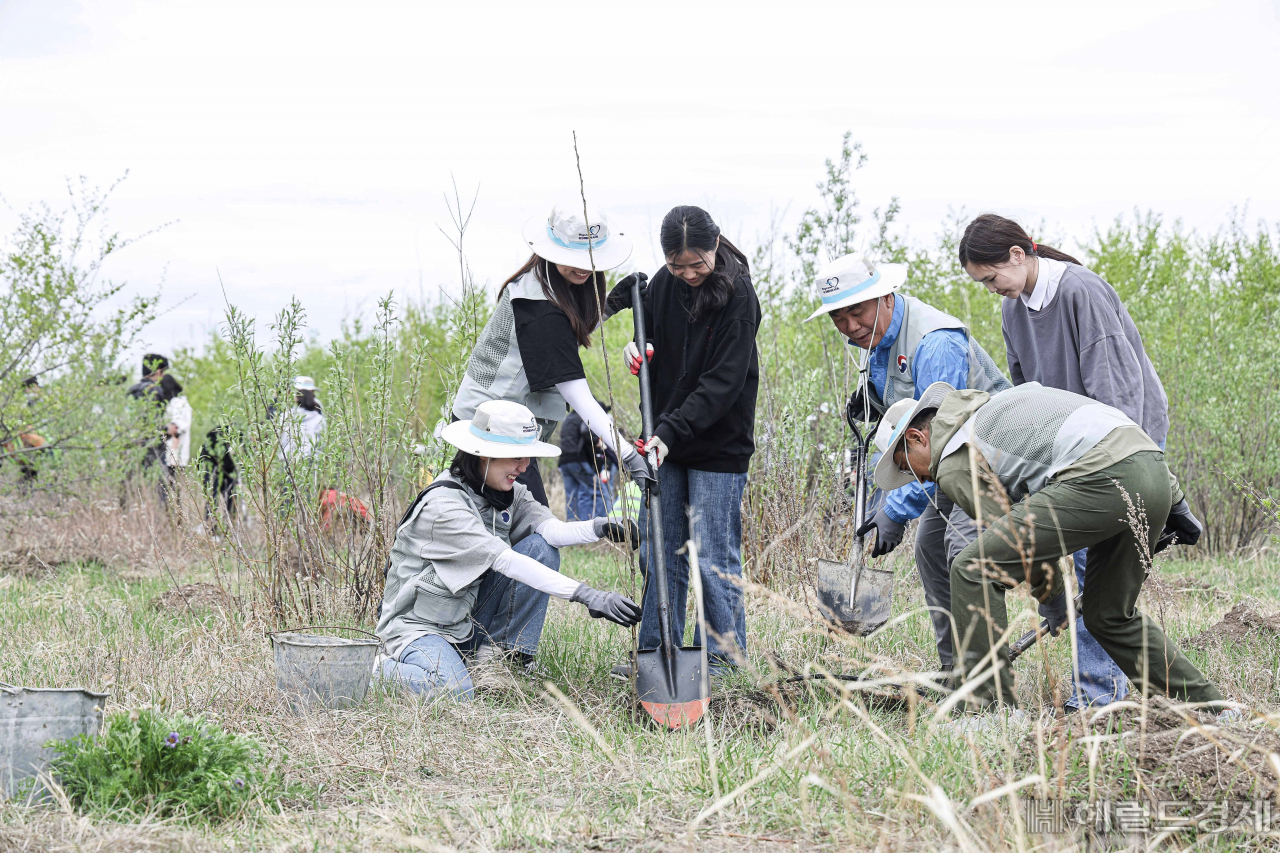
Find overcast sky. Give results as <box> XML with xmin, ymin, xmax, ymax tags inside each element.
<box><xmin>2</xmin><ymin>0</ymin><xmax>1279</xmax><ymax>357</ymax></box>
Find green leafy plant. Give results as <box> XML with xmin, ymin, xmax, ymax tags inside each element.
<box><xmin>46</xmin><ymin>708</ymin><xmax>288</xmax><ymax>823</ymax></box>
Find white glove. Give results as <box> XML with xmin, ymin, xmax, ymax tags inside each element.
<box><xmin>639</xmin><ymin>435</ymin><xmax>669</xmax><ymax>467</ymax></box>
<box><xmin>623</xmin><ymin>341</ymin><xmax>654</xmax><ymax>376</ymax></box>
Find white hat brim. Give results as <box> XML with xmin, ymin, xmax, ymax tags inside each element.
<box><xmin>805</xmin><ymin>263</ymin><xmax>909</xmax><ymax>322</ymax></box>
<box><xmin>871</xmin><ymin>381</ymin><xmax>955</xmax><ymax>491</ymax></box>
<box><xmin>521</xmin><ymin>216</ymin><xmax>633</xmax><ymax>271</ymax></box>
<box><xmin>441</xmin><ymin>419</ymin><xmax>562</xmax><ymax>459</ymax></box>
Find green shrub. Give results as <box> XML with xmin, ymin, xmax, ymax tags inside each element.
<box><xmin>46</xmin><ymin>708</ymin><xmax>288</xmax><ymax>823</ymax></box>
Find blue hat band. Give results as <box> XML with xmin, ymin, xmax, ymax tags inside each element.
<box><xmin>469</xmin><ymin>423</ymin><xmax>535</xmax><ymax>445</ymax></box>
<box><xmin>547</xmin><ymin>225</ymin><xmax>608</xmax><ymax>252</ymax></box>
<box><xmin>821</xmin><ymin>270</ymin><xmax>882</xmax><ymax>305</ymax></box>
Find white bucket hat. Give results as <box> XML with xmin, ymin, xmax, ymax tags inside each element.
<box><xmin>521</xmin><ymin>200</ymin><xmax>632</xmax><ymax>271</ymax></box>
<box><xmin>293</xmin><ymin>375</ymin><xmax>317</xmax><ymax>391</ymax></box>
<box><xmin>873</xmin><ymin>382</ymin><xmax>954</xmax><ymax>491</ymax></box>
<box><xmin>441</xmin><ymin>400</ymin><xmax>562</xmax><ymax>459</ymax></box>
<box><xmin>805</xmin><ymin>253</ymin><xmax>909</xmax><ymax>322</ymax></box>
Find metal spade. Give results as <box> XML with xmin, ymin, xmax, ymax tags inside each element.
<box><xmin>816</xmin><ymin>399</ymin><xmax>892</xmax><ymax>635</ymax></box>
<box><xmin>628</xmin><ymin>273</ymin><xmax>709</xmax><ymax>730</ymax></box>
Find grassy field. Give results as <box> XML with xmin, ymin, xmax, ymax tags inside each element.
<box><xmin>2</xmin><ymin>525</ymin><xmax>1279</xmax><ymax>852</ymax></box>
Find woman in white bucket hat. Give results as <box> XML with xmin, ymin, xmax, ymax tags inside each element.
<box><xmin>451</xmin><ymin>200</ymin><xmax>652</xmax><ymax>507</ymax></box>
<box><xmin>377</xmin><ymin>400</ymin><xmax>642</xmax><ymax>700</ymax></box>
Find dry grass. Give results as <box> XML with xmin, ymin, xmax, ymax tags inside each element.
<box><xmin>1</xmin><ymin>500</ymin><xmax>1279</xmax><ymax>851</ymax></box>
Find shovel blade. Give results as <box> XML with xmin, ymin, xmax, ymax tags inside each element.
<box><xmin>634</xmin><ymin>647</ymin><xmax>710</xmax><ymax>730</ymax></box>
<box><xmin>815</xmin><ymin>558</ymin><xmax>894</xmax><ymax>635</ymax></box>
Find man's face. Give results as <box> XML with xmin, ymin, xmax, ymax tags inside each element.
<box><xmin>828</xmin><ymin>294</ymin><xmax>895</xmax><ymax>349</ymax></box>
<box><xmin>892</xmin><ymin>427</ymin><xmax>934</xmax><ymax>483</ymax></box>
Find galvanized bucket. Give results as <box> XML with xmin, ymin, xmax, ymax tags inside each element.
<box><xmin>1</xmin><ymin>683</ymin><xmax>108</xmax><ymax>800</ymax></box>
<box><xmin>271</xmin><ymin>629</ymin><xmax>380</xmax><ymax>713</ymax></box>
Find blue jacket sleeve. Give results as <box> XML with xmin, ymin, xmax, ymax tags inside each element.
<box><xmin>881</xmin><ymin>329</ymin><xmax>970</xmax><ymax>525</ymax></box>
<box><xmin>912</xmin><ymin>328</ymin><xmax>971</xmax><ymax>392</ymax></box>
<box><xmin>884</xmin><ymin>480</ymin><xmax>936</xmax><ymax>524</ymax></box>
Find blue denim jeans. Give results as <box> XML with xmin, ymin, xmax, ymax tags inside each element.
<box><xmin>559</xmin><ymin>461</ymin><xmax>614</xmax><ymax>521</ymax></box>
<box><xmin>1061</xmin><ymin>548</ymin><xmax>1130</xmax><ymax>710</ymax></box>
<box><xmin>378</xmin><ymin>533</ymin><xmax>560</xmax><ymax>700</ymax></box>
<box><xmin>637</xmin><ymin>463</ymin><xmax>748</xmax><ymax>668</ymax></box>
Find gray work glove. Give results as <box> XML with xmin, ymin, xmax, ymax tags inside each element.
<box><xmin>1037</xmin><ymin>592</ymin><xmax>1069</xmax><ymax>637</ymax></box>
<box><xmin>1155</xmin><ymin>499</ymin><xmax>1203</xmax><ymax>554</ymax></box>
<box><xmin>593</xmin><ymin>517</ymin><xmax>640</xmax><ymax>550</ymax></box>
<box><xmin>621</xmin><ymin>448</ymin><xmax>654</xmax><ymax>487</ymax></box>
<box><xmin>571</xmin><ymin>584</ymin><xmax>642</xmax><ymax>627</ymax></box>
<box><xmin>856</xmin><ymin>509</ymin><xmax>905</xmax><ymax>558</ymax></box>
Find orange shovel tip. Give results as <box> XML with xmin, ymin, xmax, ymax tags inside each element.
<box><xmin>641</xmin><ymin>697</ymin><xmax>711</xmax><ymax>730</ymax></box>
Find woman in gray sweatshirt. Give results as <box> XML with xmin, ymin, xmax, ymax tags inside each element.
<box><xmin>957</xmin><ymin>212</ymin><xmax>1172</xmax><ymax>714</ymax></box>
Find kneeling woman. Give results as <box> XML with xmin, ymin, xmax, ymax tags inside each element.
<box><xmin>377</xmin><ymin>400</ymin><xmax>640</xmax><ymax>700</ymax></box>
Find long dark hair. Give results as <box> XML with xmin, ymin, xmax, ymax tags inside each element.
<box><xmin>660</xmin><ymin>205</ymin><xmax>750</xmax><ymax>321</ymax></box>
<box><xmin>499</xmin><ymin>255</ymin><xmax>607</xmax><ymax>348</ymax></box>
<box><xmin>958</xmin><ymin>214</ymin><xmax>1081</xmax><ymax>268</ymax></box>
<box><xmin>296</xmin><ymin>389</ymin><xmax>321</xmax><ymax>412</ymax></box>
<box><xmin>449</xmin><ymin>449</ymin><xmax>487</xmax><ymax>491</ymax></box>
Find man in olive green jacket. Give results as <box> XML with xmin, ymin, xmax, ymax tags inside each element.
<box><xmin>874</xmin><ymin>381</ymin><xmax>1219</xmax><ymax>710</ymax></box>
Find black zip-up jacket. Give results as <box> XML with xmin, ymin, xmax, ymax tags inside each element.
<box><xmin>639</xmin><ymin>267</ymin><xmax>761</xmax><ymax>473</ymax></box>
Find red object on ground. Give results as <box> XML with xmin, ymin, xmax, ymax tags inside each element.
<box><xmin>318</xmin><ymin>489</ymin><xmax>371</xmax><ymax>529</ymax></box>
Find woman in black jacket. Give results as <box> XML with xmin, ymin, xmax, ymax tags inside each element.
<box><xmin>613</xmin><ymin>205</ymin><xmax>761</xmax><ymax>675</ymax></box>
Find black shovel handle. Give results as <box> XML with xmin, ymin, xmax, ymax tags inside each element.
<box><xmin>630</xmin><ymin>274</ymin><xmax>677</xmax><ymax>694</ymax></box>
<box><xmin>1008</xmin><ymin>594</ymin><xmax>1084</xmax><ymax>662</ymax></box>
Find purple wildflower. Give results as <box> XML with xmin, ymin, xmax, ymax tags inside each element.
<box><xmin>164</xmin><ymin>731</ymin><xmax>180</xmax><ymax>748</ymax></box>
<box><xmin>233</xmin><ymin>778</ymin><xmax>245</xmax><ymax>790</ymax></box>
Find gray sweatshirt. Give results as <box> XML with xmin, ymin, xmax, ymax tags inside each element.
<box><xmin>1001</xmin><ymin>264</ymin><xmax>1169</xmax><ymax>446</ymax></box>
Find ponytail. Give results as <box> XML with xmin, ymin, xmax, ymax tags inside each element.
<box><xmin>958</xmin><ymin>213</ymin><xmax>1080</xmax><ymax>268</ymax></box>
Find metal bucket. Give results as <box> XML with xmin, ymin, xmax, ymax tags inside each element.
<box><xmin>1</xmin><ymin>683</ymin><xmax>108</xmax><ymax>800</ymax></box>
<box><xmin>271</xmin><ymin>631</ymin><xmax>380</xmax><ymax>712</ymax></box>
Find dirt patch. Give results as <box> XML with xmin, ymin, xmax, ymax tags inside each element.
<box><xmin>150</xmin><ymin>582</ymin><xmax>238</xmax><ymax>613</ymax></box>
<box><xmin>709</xmin><ymin>689</ymin><xmax>782</xmax><ymax>734</ymax></box>
<box><xmin>0</xmin><ymin>548</ymin><xmax>106</xmax><ymax>577</ymax></box>
<box><xmin>1189</xmin><ymin>602</ymin><xmax>1280</xmax><ymax>650</ymax></box>
<box><xmin>1130</xmin><ymin>724</ymin><xmax>1280</xmax><ymax>800</ymax></box>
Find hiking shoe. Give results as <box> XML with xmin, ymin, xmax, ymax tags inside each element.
<box><xmin>1215</xmin><ymin>707</ymin><xmax>1246</xmax><ymax>726</ymax></box>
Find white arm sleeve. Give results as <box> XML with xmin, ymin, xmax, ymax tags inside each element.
<box><xmin>492</xmin><ymin>548</ymin><xmax>582</xmax><ymax>599</ymax></box>
<box><xmin>535</xmin><ymin>518</ymin><xmax>599</xmax><ymax>548</ymax></box>
<box><xmin>555</xmin><ymin>378</ymin><xmax>636</xmax><ymax>458</ymax></box>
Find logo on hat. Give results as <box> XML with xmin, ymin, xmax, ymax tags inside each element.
<box><xmin>897</xmin><ymin>355</ymin><xmax>908</xmax><ymax>374</ymax></box>
<box><xmin>822</xmin><ymin>276</ymin><xmax>840</xmax><ymax>295</ymax></box>
<box><xmin>522</xmin><ymin>419</ymin><xmax>538</xmax><ymax>437</ymax></box>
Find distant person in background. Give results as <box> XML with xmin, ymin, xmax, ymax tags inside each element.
<box><xmin>960</xmin><ymin>213</ymin><xmax>1184</xmax><ymax>713</ymax></box>
<box><xmin>197</xmin><ymin>425</ymin><xmax>238</xmax><ymax>521</ymax></box>
<box><xmin>278</xmin><ymin>376</ymin><xmax>325</xmax><ymax>460</ymax></box>
<box><xmin>558</xmin><ymin>402</ymin><xmax>617</xmax><ymax>521</ymax></box>
<box><xmin>450</xmin><ymin>201</ymin><xmax>652</xmax><ymax>506</ymax></box>
<box><xmin>3</xmin><ymin>377</ymin><xmax>47</xmax><ymax>491</ymax></box>
<box><xmin>128</xmin><ymin>354</ymin><xmax>192</xmax><ymax>506</ymax></box>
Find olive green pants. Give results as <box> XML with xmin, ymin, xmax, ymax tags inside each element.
<box><xmin>949</xmin><ymin>452</ymin><xmax>1222</xmax><ymax>709</ymax></box>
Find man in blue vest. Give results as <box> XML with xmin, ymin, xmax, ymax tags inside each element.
<box><xmin>807</xmin><ymin>254</ymin><xmax>1012</xmax><ymax>672</ymax></box>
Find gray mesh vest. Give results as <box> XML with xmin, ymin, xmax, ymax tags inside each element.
<box><xmin>452</xmin><ymin>271</ymin><xmax>568</xmax><ymax>435</ymax></box>
<box><xmin>947</xmin><ymin>383</ymin><xmax>1145</xmax><ymax>503</ymax></box>
<box><xmin>375</xmin><ymin>474</ymin><xmax>514</xmax><ymax>648</ymax></box>
<box><xmin>880</xmin><ymin>295</ymin><xmax>1011</xmax><ymax>409</ymax></box>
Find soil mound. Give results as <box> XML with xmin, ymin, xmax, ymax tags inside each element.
<box><xmin>1189</xmin><ymin>603</ymin><xmax>1280</xmax><ymax>650</ymax></box>
<box><xmin>151</xmin><ymin>582</ymin><xmax>238</xmax><ymax>613</ymax></box>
